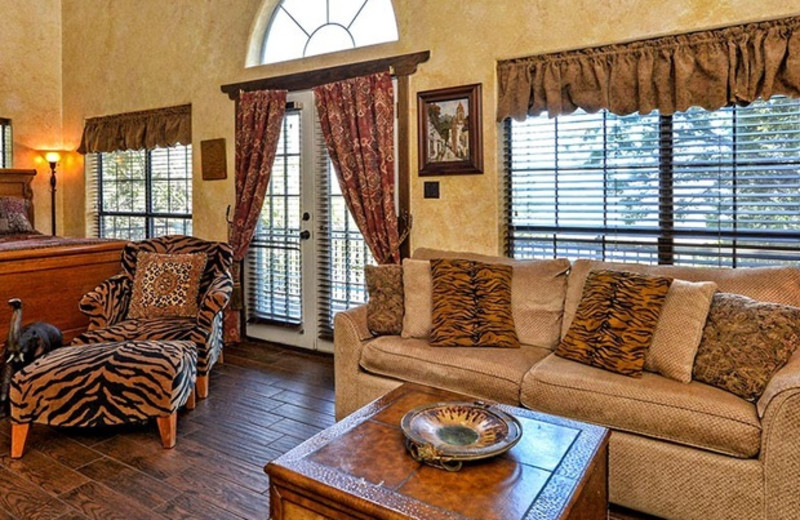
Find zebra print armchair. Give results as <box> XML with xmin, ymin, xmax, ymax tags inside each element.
<box><xmin>71</xmin><ymin>235</ymin><xmax>233</xmax><ymax>398</ymax></box>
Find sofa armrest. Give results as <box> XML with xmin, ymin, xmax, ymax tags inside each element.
<box><xmin>195</xmin><ymin>272</ymin><xmax>233</xmax><ymax>341</ymax></box>
<box><xmin>758</xmin><ymin>352</ymin><xmax>800</xmax><ymax>419</ymax></box>
<box><xmin>78</xmin><ymin>273</ymin><xmax>131</xmax><ymax>330</ymax></box>
<box><xmin>333</xmin><ymin>305</ymin><xmax>373</xmax><ymax>416</ymax></box>
<box><xmin>759</xmin><ymin>351</ymin><xmax>800</xmax><ymax>518</ymax></box>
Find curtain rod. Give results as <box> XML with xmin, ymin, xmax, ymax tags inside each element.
<box><xmin>220</xmin><ymin>50</ymin><xmax>430</xmax><ymax>100</ymax></box>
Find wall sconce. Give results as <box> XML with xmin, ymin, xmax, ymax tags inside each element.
<box><xmin>39</xmin><ymin>150</ymin><xmax>62</xmax><ymax>236</ymax></box>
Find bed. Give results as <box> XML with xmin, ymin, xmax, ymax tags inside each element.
<box><xmin>0</xmin><ymin>169</ymin><xmax>127</xmax><ymax>347</ymax></box>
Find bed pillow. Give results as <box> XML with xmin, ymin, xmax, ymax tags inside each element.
<box><xmin>365</xmin><ymin>264</ymin><xmax>404</xmax><ymax>336</ymax></box>
<box><xmin>693</xmin><ymin>292</ymin><xmax>800</xmax><ymax>401</ymax></box>
<box><xmin>429</xmin><ymin>259</ymin><xmax>519</xmax><ymax>348</ymax></box>
<box><xmin>128</xmin><ymin>252</ymin><xmax>207</xmax><ymax>319</ymax></box>
<box><xmin>0</xmin><ymin>196</ymin><xmax>34</xmax><ymax>234</ymax></box>
<box><xmin>556</xmin><ymin>269</ymin><xmax>672</xmax><ymax>376</ymax></box>
<box><xmin>644</xmin><ymin>280</ymin><xmax>718</xmax><ymax>383</ymax></box>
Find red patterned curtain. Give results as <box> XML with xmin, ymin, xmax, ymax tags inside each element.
<box><xmin>314</xmin><ymin>72</ymin><xmax>401</xmax><ymax>265</ymax></box>
<box><xmin>224</xmin><ymin>89</ymin><xmax>288</xmax><ymax>344</ymax></box>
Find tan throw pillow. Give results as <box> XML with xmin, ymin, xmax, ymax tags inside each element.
<box><xmin>645</xmin><ymin>280</ymin><xmax>718</xmax><ymax>383</ymax></box>
<box><xmin>128</xmin><ymin>252</ymin><xmax>207</xmax><ymax>319</ymax></box>
<box><xmin>693</xmin><ymin>293</ymin><xmax>800</xmax><ymax>401</ymax></box>
<box><xmin>556</xmin><ymin>269</ymin><xmax>672</xmax><ymax>377</ymax></box>
<box><xmin>365</xmin><ymin>264</ymin><xmax>404</xmax><ymax>335</ymax></box>
<box><xmin>401</xmin><ymin>259</ymin><xmax>432</xmax><ymax>338</ymax></box>
<box><xmin>429</xmin><ymin>259</ymin><xmax>519</xmax><ymax>348</ymax></box>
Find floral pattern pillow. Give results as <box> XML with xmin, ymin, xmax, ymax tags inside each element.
<box><xmin>365</xmin><ymin>264</ymin><xmax>404</xmax><ymax>335</ymax></box>
<box><xmin>0</xmin><ymin>197</ymin><xmax>34</xmax><ymax>234</ymax></box>
<box><xmin>693</xmin><ymin>292</ymin><xmax>800</xmax><ymax>400</ymax></box>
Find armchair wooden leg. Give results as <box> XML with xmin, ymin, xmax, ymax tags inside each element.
<box><xmin>196</xmin><ymin>375</ymin><xmax>209</xmax><ymax>399</ymax></box>
<box><xmin>10</xmin><ymin>423</ymin><xmax>30</xmax><ymax>459</ymax></box>
<box><xmin>218</xmin><ymin>350</ymin><xmax>224</xmax><ymax>364</ymax></box>
<box><xmin>156</xmin><ymin>413</ymin><xmax>177</xmax><ymax>449</ymax></box>
<box><xmin>185</xmin><ymin>388</ymin><xmax>196</xmax><ymax>410</ymax></box>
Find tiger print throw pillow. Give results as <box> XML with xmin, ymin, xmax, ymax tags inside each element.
<box><xmin>429</xmin><ymin>259</ymin><xmax>519</xmax><ymax>348</ymax></box>
<box><xmin>128</xmin><ymin>252</ymin><xmax>207</xmax><ymax>319</ymax></box>
<box><xmin>365</xmin><ymin>264</ymin><xmax>404</xmax><ymax>335</ymax></box>
<box><xmin>556</xmin><ymin>269</ymin><xmax>672</xmax><ymax>377</ymax></box>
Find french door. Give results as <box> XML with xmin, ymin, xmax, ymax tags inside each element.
<box><xmin>245</xmin><ymin>91</ymin><xmax>375</xmax><ymax>352</ymax></box>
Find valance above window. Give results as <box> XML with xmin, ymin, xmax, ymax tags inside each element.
<box><xmin>77</xmin><ymin>104</ymin><xmax>192</xmax><ymax>154</ymax></box>
<box><xmin>497</xmin><ymin>16</ymin><xmax>800</xmax><ymax>121</ymax></box>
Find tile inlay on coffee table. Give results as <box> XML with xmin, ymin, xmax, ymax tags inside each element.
<box><xmin>266</xmin><ymin>383</ymin><xmax>609</xmax><ymax>520</ymax></box>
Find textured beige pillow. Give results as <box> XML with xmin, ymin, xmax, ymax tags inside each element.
<box><xmin>645</xmin><ymin>280</ymin><xmax>717</xmax><ymax>383</ymax></box>
<box><xmin>401</xmin><ymin>259</ymin><xmax>432</xmax><ymax>338</ymax></box>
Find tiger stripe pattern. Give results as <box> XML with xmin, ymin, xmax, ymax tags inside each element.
<box><xmin>10</xmin><ymin>340</ymin><xmax>196</xmax><ymax>427</ymax></box>
<box><xmin>72</xmin><ymin>235</ymin><xmax>233</xmax><ymax>377</ymax></box>
<box><xmin>429</xmin><ymin>259</ymin><xmax>520</xmax><ymax>348</ymax></box>
<box><xmin>556</xmin><ymin>269</ymin><xmax>672</xmax><ymax>376</ymax></box>
<box><xmin>79</xmin><ymin>274</ymin><xmax>132</xmax><ymax>330</ymax></box>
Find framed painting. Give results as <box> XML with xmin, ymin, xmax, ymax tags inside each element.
<box><xmin>417</xmin><ymin>83</ymin><xmax>483</xmax><ymax>176</ymax></box>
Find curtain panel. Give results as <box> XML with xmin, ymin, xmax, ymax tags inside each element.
<box><xmin>224</xmin><ymin>89</ymin><xmax>287</xmax><ymax>344</ymax></box>
<box><xmin>497</xmin><ymin>16</ymin><xmax>800</xmax><ymax>121</ymax></box>
<box><xmin>314</xmin><ymin>72</ymin><xmax>401</xmax><ymax>265</ymax></box>
<box><xmin>77</xmin><ymin>104</ymin><xmax>192</xmax><ymax>154</ymax></box>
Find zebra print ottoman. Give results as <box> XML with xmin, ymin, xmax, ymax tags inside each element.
<box><xmin>8</xmin><ymin>340</ymin><xmax>197</xmax><ymax>458</ymax></box>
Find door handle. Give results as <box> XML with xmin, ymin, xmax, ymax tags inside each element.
<box><xmin>299</xmin><ymin>230</ymin><xmax>311</xmax><ymax>240</ymax></box>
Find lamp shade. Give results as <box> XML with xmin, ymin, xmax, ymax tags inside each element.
<box><xmin>44</xmin><ymin>151</ymin><xmax>61</xmax><ymax>163</ymax></box>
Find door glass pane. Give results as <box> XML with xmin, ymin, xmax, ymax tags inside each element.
<box><xmin>248</xmin><ymin>112</ymin><xmax>303</xmax><ymax>324</ymax></box>
<box><xmin>323</xmin><ymin>161</ymin><xmax>374</xmax><ymax>333</ymax></box>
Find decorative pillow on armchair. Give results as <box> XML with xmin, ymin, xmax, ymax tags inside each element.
<box><xmin>556</xmin><ymin>269</ymin><xmax>672</xmax><ymax>377</ymax></box>
<box><xmin>0</xmin><ymin>196</ymin><xmax>34</xmax><ymax>234</ymax></box>
<box><xmin>693</xmin><ymin>292</ymin><xmax>800</xmax><ymax>401</ymax></box>
<box><xmin>429</xmin><ymin>259</ymin><xmax>519</xmax><ymax>348</ymax></box>
<box><xmin>365</xmin><ymin>264</ymin><xmax>404</xmax><ymax>335</ymax></box>
<box><xmin>128</xmin><ymin>252</ymin><xmax>207</xmax><ymax>319</ymax></box>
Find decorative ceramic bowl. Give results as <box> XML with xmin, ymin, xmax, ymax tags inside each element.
<box><xmin>401</xmin><ymin>401</ymin><xmax>523</xmax><ymax>471</ymax></box>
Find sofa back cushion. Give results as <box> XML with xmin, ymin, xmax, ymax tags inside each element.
<box><xmin>410</xmin><ymin>248</ymin><xmax>570</xmax><ymax>348</ymax></box>
<box><xmin>563</xmin><ymin>259</ymin><xmax>800</xmax><ymax>338</ymax></box>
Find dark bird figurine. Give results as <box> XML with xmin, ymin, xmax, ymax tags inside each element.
<box><xmin>0</xmin><ymin>299</ymin><xmax>63</xmax><ymax>417</ymax></box>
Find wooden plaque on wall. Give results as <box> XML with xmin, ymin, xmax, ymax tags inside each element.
<box><xmin>201</xmin><ymin>138</ymin><xmax>227</xmax><ymax>180</ymax></box>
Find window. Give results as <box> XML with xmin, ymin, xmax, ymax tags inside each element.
<box><xmin>318</xmin><ymin>154</ymin><xmax>374</xmax><ymax>338</ymax></box>
<box><xmin>0</xmin><ymin>118</ymin><xmax>11</xmax><ymax>167</ymax></box>
<box><xmin>246</xmin><ymin>99</ymin><xmax>374</xmax><ymax>344</ymax></box>
<box><xmin>248</xmin><ymin>112</ymin><xmax>303</xmax><ymax>325</ymax></box>
<box><xmin>506</xmin><ymin>96</ymin><xmax>800</xmax><ymax>267</ymax></box>
<box><xmin>88</xmin><ymin>145</ymin><xmax>192</xmax><ymax>240</ymax></box>
<box><xmin>261</xmin><ymin>0</ymin><xmax>398</xmax><ymax>65</ymax></box>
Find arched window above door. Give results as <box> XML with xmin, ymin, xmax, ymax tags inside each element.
<box><xmin>260</xmin><ymin>0</ymin><xmax>399</xmax><ymax>65</ymax></box>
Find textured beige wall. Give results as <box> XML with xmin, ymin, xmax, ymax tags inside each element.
<box><xmin>0</xmin><ymin>0</ymin><xmax>62</xmax><ymax>234</ymax></box>
<box><xmin>53</xmin><ymin>0</ymin><xmax>800</xmax><ymax>252</ymax></box>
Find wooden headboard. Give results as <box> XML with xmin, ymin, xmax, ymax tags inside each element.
<box><xmin>0</xmin><ymin>169</ymin><xmax>36</xmax><ymax>227</ymax></box>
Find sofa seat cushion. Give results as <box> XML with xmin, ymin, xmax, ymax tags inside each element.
<box><xmin>521</xmin><ymin>354</ymin><xmax>761</xmax><ymax>458</ymax></box>
<box><xmin>360</xmin><ymin>337</ymin><xmax>550</xmax><ymax>404</ymax></box>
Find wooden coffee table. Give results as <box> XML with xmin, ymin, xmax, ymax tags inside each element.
<box><xmin>266</xmin><ymin>383</ymin><xmax>609</xmax><ymax>520</ymax></box>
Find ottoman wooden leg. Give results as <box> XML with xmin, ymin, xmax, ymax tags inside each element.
<box><xmin>156</xmin><ymin>413</ymin><xmax>177</xmax><ymax>449</ymax></box>
<box><xmin>196</xmin><ymin>375</ymin><xmax>209</xmax><ymax>399</ymax></box>
<box><xmin>185</xmin><ymin>389</ymin><xmax>196</xmax><ymax>410</ymax></box>
<box><xmin>10</xmin><ymin>423</ymin><xmax>30</xmax><ymax>459</ymax></box>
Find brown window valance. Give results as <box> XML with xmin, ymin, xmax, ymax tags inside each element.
<box><xmin>77</xmin><ymin>104</ymin><xmax>192</xmax><ymax>154</ymax></box>
<box><xmin>497</xmin><ymin>16</ymin><xmax>800</xmax><ymax>121</ymax></box>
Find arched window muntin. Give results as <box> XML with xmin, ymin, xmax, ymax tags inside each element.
<box><xmin>260</xmin><ymin>0</ymin><xmax>399</xmax><ymax>65</ymax></box>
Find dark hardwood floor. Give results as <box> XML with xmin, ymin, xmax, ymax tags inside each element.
<box><xmin>0</xmin><ymin>339</ymin><xmax>653</xmax><ymax>520</ymax></box>
<box><xmin>0</xmin><ymin>341</ymin><xmax>335</xmax><ymax>520</ymax></box>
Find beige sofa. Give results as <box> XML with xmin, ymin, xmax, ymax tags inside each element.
<box><xmin>333</xmin><ymin>249</ymin><xmax>800</xmax><ymax>520</ymax></box>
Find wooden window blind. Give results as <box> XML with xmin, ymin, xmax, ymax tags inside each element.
<box><xmin>506</xmin><ymin>96</ymin><xmax>800</xmax><ymax>267</ymax></box>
